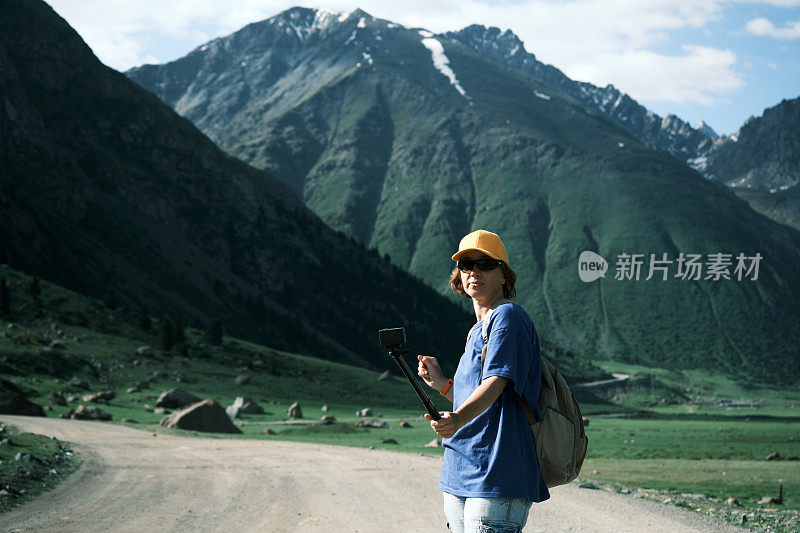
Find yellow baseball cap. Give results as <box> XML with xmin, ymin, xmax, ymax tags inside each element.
<box><xmin>452</xmin><ymin>230</ymin><xmax>509</xmax><ymax>265</ymax></box>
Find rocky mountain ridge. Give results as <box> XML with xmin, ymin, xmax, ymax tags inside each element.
<box><xmin>0</xmin><ymin>0</ymin><xmax>473</xmax><ymax>370</ymax></box>
<box><xmin>445</xmin><ymin>24</ymin><xmax>716</xmax><ymax>161</ymax></box>
<box><xmin>125</xmin><ymin>6</ymin><xmax>800</xmax><ymax>384</ymax></box>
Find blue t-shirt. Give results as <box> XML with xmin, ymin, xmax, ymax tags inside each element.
<box><xmin>438</xmin><ymin>302</ymin><xmax>550</xmax><ymax>503</ymax></box>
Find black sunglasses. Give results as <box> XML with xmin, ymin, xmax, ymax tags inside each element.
<box><xmin>457</xmin><ymin>258</ymin><xmax>502</xmax><ymax>271</ymax></box>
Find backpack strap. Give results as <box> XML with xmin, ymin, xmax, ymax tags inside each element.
<box><xmin>479</xmin><ymin>298</ymin><xmax>512</xmax><ymax>379</ymax></box>
<box><xmin>517</xmin><ymin>396</ymin><xmax>538</xmax><ymax>425</ymax></box>
<box><xmin>478</xmin><ymin>298</ymin><xmax>540</xmax><ymax>424</ymax></box>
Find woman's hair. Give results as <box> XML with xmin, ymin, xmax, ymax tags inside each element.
<box><xmin>450</xmin><ymin>261</ymin><xmax>517</xmax><ymax>299</ymax></box>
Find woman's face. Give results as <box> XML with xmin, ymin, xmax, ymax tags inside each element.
<box><xmin>459</xmin><ymin>251</ymin><xmax>505</xmax><ymax>303</ymax></box>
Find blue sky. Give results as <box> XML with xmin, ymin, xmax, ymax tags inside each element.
<box><xmin>636</xmin><ymin>1</ymin><xmax>800</xmax><ymax>135</ymax></box>
<box><xmin>48</xmin><ymin>0</ymin><xmax>800</xmax><ymax>136</ymax></box>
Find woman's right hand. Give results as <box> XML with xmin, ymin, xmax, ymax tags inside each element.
<box><xmin>417</xmin><ymin>354</ymin><xmax>446</xmax><ymax>390</ymax></box>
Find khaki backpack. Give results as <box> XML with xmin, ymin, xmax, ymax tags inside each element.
<box><xmin>479</xmin><ymin>300</ymin><xmax>588</xmax><ymax>488</ymax></box>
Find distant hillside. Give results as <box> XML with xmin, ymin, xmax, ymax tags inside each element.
<box><xmin>128</xmin><ymin>7</ymin><xmax>800</xmax><ymax>384</ymax></box>
<box><xmin>0</xmin><ymin>264</ymin><xmax>606</xmax><ymax>404</ymax></box>
<box><xmin>0</xmin><ymin>264</ymin><xmax>458</xmax><ymax>411</ymax></box>
<box><xmin>696</xmin><ymin>97</ymin><xmax>799</xmax><ymax>192</ymax></box>
<box><xmin>445</xmin><ymin>24</ymin><xmax>715</xmax><ymax>160</ymax></box>
<box><xmin>732</xmin><ymin>185</ymin><xmax>800</xmax><ymax>232</ymax></box>
<box><xmin>0</xmin><ymin>0</ymin><xmax>475</xmax><ymax>372</ymax></box>
<box><xmin>689</xmin><ymin>97</ymin><xmax>800</xmax><ymax>230</ymax></box>
<box><xmin>448</xmin><ymin>24</ymin><xmax>799</xmax><ymax>232</ymax></box>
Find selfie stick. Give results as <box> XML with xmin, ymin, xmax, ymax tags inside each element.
<box><xmin>389</xmin><ymin>347</ymin><xmax>441</xmax><ymax>420</ymax></box>
<box><xmin>379</xmin><ymin>328</ymin><xmax>441</xmax><ymax>420</ymax></box>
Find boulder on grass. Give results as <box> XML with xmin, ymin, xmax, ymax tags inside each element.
<box><xmin>48</xmin><ymin>392</ymin><xmax>67</xmax><ymax>406</ymax></box>
<box><xmin>0</xmin><ymin>379</ymin><xmax>45</xmax><ymax>416</ymax></box>
<box><xmin>0</xmin><ymin>392</ymin><xmax>45</xmax><ymax>416</ymax></box>
<box><xmin>82</xmin><ymin>390</ymin><xmax>116</xmax><ymax>404</ymax></box>
<box><xmin>72</xmin><ymin>404</ymin><xmax>112</xmax><ymax>421</ymax></box>
<box><xmin>156</xmin><ymin>388</ymin><xmax>201</xmax><ymax>409</ymax></box>
<box><xmin>230</xmin><ymin>396</ymin><xmax>264</xmax><ymax>415</ymax></box>
<box><xmin>160</xmin><ymin>400</ymin><xmax>241</xmax><ymax>434</ymax></box>
<box><xmin>69</xmin><ymin>377</ymin><xmax>90</xmax><ymax>390</ymax></box>
<box><xmin>50</xmin><ymin>339</ymin><xmax>67</xmax><ymax>350</ymax></box>
<box><xmin>127</xmin><ymin>380</ymin><xmax>150</xmax><ymax>393</ymax></box>
<box><xmin>288</xmin><ymin>402</ymin><xmax>302</xmax><ymax>418</ymax></box>
<box><xmin>136</xmin><ymin>346</ymin><xmax>154</xmax><ymax>358</ymax></box>
<box><xmin>355</xmin><ymin>418</ymin><xmax>387</xmax><ymax>428</ymax></box>
<box><xmin>150</xmin><ymin>370</ymin><xmax>169</xmax><ymax>381</ymax></box>
<box><xmin>425</xmin><ymin>437</ymin><xmax>443</xmax><ymax>447</ymax></box>
<box><xmin>0</xmin><ymin>377</ymin><xmax>24</xmax><ymax>395</ymax></box>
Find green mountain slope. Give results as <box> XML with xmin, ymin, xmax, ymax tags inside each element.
<box><xmin>127</xmin><ymin>7</ymin><xmax>800</xmax><ymax>384</ymax></box>
<box><xmin>699</xmin><ymin>97</ymin><xmax>800</xmax><ymax>192</ymax></box>
<box><xmin>733</xmin><ymin>186</ymin><xmax>800</xmax><ymax>232</ymax></box>
<box><xmin>694</xmin><ymin>97</ymin><xmax>800</xmax><ymax>231</ymax></box>
<box><xmin>0</xmin><ymin>262</ymin><xmax>605</xmax><ymax>411</ymax></box>
<box><xmin>0</xmin><ymin>0</ymin><xmax>475</xmax><ymax>372</ymax></box>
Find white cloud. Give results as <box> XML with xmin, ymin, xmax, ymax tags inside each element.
<box><xmin>408</xmin><ymin>0</ymin><xmax>740</xmax><ymax>106</ymax></box>
<box><xmin>740</xmin><ymin>0</ymin><xmax>800</xmax><ymax>6</ymax></box>
<box><xmin>574</xmin><ymin>45</ymin><xmax>744</xmax><ymax>105</ymax></box>
<box><xmin>47</xmin><ymin>0</ymin><xmax>750</xmax><ymax>106</ymax></box>
<box><xmin>48</xmin><ymin>0</ymin><xmax>293</xmax><ymax>69</ymax></box>
<box><xmin>71</xmin><ymin>21</ymin><xmax>160</xmax><ymax>69</ymax></box>
<box><xmin>745</xmin><ymin>17</ymin><xmax>800</xmax><ymax>40</ymax></box>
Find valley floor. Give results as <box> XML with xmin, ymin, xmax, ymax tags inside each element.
<box><xmin>0</xmin><ymin>415</ymin><xmax>742</xmax><ymax>532</ymax></box>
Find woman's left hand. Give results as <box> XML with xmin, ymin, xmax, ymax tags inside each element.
<box><xmin>425</xmin><ymin>411</ymin><xmax>463</xmax><ymax>439</ymax></box>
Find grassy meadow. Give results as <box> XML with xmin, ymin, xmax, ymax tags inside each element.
<box><xmin>1</xmin><ymin>265</ymin><xmax>799</xmax><ymax>530</ymax></box>
<box><xmin>0</xmin><ymin>424</ymin><xmax>81</xmax><ymax>513</ymax></box>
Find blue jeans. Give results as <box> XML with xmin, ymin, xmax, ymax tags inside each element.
<box><xmin>443</xmin><ymin>492</ymin><xmax>532</xmax><ymax>533</ymax></box>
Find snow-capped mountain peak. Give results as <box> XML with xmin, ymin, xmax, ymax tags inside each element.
<box><xmin>448</xmin><ymin>24</ymin><xmax>528</xmax><ymax>61</ymax></box>
<box><xmin>694</xmin><ymin>120</ymin><xmax>719</xmax><ymax>138</ymax></box>
<box><xmin>266</xmin><ymin>6</ymin><xmax>374</xmax><ymax>41</ymax></box>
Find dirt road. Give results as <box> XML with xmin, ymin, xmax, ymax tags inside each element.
<box><xmin>0</xmin><ymin>415</ymin><xmax>741</xmax><ymax>532</ymax></box>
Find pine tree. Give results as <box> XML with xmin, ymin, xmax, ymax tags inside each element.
<box><xmin>159</xmin><ymin>317</ymin><xmax>174</xmax><ymax>352</ymax></box>
<box><xmin>205</xmin><ymin>319</ymin><xmax>223</xmax><ymax>346</ymax></box>
<box><xmin>253</xmin><ymin>296</ymin><xmax>266</xmax><ymax>324</ymax></box>
<box><xmin>28</xmin><ymin>275</ymin><xmax>41</xmax><ymax>299</ymax></box>
<box><xmin>174</xmin><ymin>317</ymin><xmax>186</xmax><ymax>344</ymax></box>
<box><xmin>139</xmin><ymin>305</ymin><xmax>151</xmax><ymax>331</ymax></box>
<box><xmin>103</xmin><ymin>292</ymin><xmax>118</xmax><ymax>310</ymax></box>
<box><xmin>212</xmin><ymin>278</ymin><xmax>224</xmax><ymax>297</ymax></box>
<box><xmin>0</xmin><ymin>277</ymin><xmax>10</xmax><ymax>316</ymax></box>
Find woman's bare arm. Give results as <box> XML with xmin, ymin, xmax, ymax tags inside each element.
<box><xmin>427</xmin><ymin>375</ymin><xmax>510</xmax><ymax>438</ymax></box>
<box><xmin>417</xmin><ymin>355</ymin><xmax>454</xmax><ymax>402</ymax></box>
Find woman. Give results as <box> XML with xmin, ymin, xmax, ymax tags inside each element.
<box><xmin>418</xmin><ymin>229</ymin><xmax>549</xmax><ymax>533</ymax></box>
